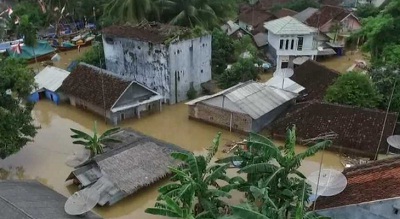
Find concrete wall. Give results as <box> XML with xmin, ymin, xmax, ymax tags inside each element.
<box><xmin>268</xmin><ymin>32</ymin><xmax>280</xmax><ymax>50</ymax></box>
<box><xmin>168</xmin><ymin>35</ymin><xmax>212</xmax><ymax>104</ymax></box>
<box><xmin>317</xmin><ymin>198</ymin><xmax>400</xmax><ymax>219</ymax></box>
<box><xmin>69</xmin><ymin>96</ymin><xmax>112</xmax><ymax>122</ymax></box>
<box><xmin>103</xmin><ymin>34</ymin><xmax>212</xmax><ymax>104</ymax></box>
<box><xmin>103</xmin><ymin>36</ymin><xmax>170</xmax><ymax>101</ymax></box>
<box><xmin>189</xmin><ymin>103</ymin><xmax>252</xmax><ymax>132</ymax></box>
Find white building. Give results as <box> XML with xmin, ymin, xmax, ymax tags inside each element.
<box><xmin>102</xmin><ymin>23</ymin><xmax>212</xmax><ymax>104</ymax></box>
<box><xmin>264</xmin><ymin>16</ymin><xmax>318</xmax><ymax>71</ymax></box>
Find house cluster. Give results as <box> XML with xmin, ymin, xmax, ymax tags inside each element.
<box><xmin>222</xmin><ymin>2</ymin><xmax>362</xmax><ymax>70</ymax></box>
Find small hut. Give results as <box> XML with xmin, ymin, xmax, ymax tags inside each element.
<box><xmin>66</xmin><ymin>129</ymin><xmax>186</xmax><ymax>206</ymax></box>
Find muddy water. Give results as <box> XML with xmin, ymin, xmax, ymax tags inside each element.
<box><xmin>319</xmin><ymin>50</ymin><xmax>369</xmax><ymax>73</ymax></box>
<box><xmin>0</xmin><ymin>99</ymin><xmax>343</xmax><ymax>219</ymax></box>
<box><xmin>1</xmin><ymin>48</ymin><xmax>343</xmax><ymax>218</ymax></box>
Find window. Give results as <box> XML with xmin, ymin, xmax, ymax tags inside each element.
<box><xmin>201</xmin><ymin>69</ymin><xmax>203</xmax><ymax>73</ymax></box>
<box><xmin>285</xmin><ymin>39</ymin><xmax>289</xmax><ymax>50</ymax></box>
<box><xmin>137</xmin><ymin>46</ymin><xmax>141</xmax><ymax>50</ymax></box>
<box><xmin>297</xmin><ymin>36</ymin><xmax>304</xmax><ymax>51</ymax></box>
<box><xmin>105</xmin><ymin>37</ymin><xmax>114</xmax><ymax>44</ymax></box>
<box><xmin>120</xmin><ymin>113</ymin><xmax>125</xmax><ymax>120</ymax></box>
<box><xmin>291</xmin><ymin>39</ymin><xmax>295</xmax><ymax>50</ymax></box>
<box><xmin>279</xmin><ymin>39</ymin><xmax>284</xmax><ymax>49</ymax></box>
<box><xmin>281</xmin><ymin>62</ymin><xmax>289</xmax><ymax>68</ymax></box>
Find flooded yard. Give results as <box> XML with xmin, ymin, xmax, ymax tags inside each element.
<box><xmin>318</xmin><ymin>50</ymin><xmax>369</xmax><ymax>73</ymax></box>
<box><xmin>0</xmin><ymin>48</ymin><xmax>347</xmax><ymax>218</ymax></box>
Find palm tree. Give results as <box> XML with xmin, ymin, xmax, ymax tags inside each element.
<box><xmin>70</xmin><ymin>121</ymin><xmax>121</xmax><ymax>156</ymax></box>
<box><xmin>146</xmin><ymin>132</ymin><xmax>240</xmax><ymax>218</ymax></box>
<box><xmin>103</xmin><ymin>0</ymin><xmax>153</xmax><ymax>24</ymax></box>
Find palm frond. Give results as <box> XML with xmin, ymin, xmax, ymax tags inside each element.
<box><xmin>99</xmin><ymin>127</ymin><xmax>120</xmax><ymax>139</ymax></box>
<box><xmin>206</xmin><ymin>132</ymin><xmax>221</xmax><ymax>163</ymax></box>
<box><xmin>239</xmin><ymin>163</ymin><xmax>278</xmax><ymax>174</ymax></box>
<box><xmin>70</xmin><ymin>128</ymin><xmax>92</xmax><ymax>140</ymax></box>
<box><xmin>145</xmin><ymin>207</ymin><xmax>181</xmax><ymax>217</ymax></box>
<box><xmin>205</xmin><ymin>164</ymin><xmax>229</xmax><ymax>184</ymax></box>
<box><xmin>230</xmin><ymin>204</ymin><xmax>270</xmax><ymax>219</ymax></box>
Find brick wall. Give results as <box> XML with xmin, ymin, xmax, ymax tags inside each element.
<box><xmin>189</xmin><ymin>103</ymin><xmax>252</xmax><ymax>132</ymax></box>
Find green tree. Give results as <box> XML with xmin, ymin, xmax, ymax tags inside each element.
<box><xmin>353</xmin><ymin>0</ymin><xmax>400</xmax><ymax>64</ymax></box>
<box><xmin>211</xmin><ymin>29</ymin><xmax>235</xmax><ymax>75</ymax></box>
<box><xmin>103</xmin><ymin>0</ymin><xmax>154</xmax><ymax>24</ymax></box>
<box><xmin>324</xmin><ymin>71</ymin><xmax>381</xmax><ymax>108</ymax></box>
<box><xmin>0</xmin><ymin>58</ymin><xmax>37</xmax><ymax>159</ymax></box>
<box><xmin>17</xmin><ymin>15</ymin><xmax>38</xmax><ymax>64</ymax></box>
<box><xmin>146</xmin><ymin>133</ymin><xmax>239</xmax><ymax>218</ymax></box>
<box><xmin>77</xmin><ymin>40</ymin><xmax>105</xmax><ymax>68</ymax></box>
<box><xmin>356</xmin><ymin>4</ymin><xmax>380</xmax><ymax>18</ymax></box>
<box><xmin>218</xmin><ymin>57</ymin><xmax>260</xmax><ymax>89</ymax></box>
<box><xmin>369</xmin><ymin>65</ymin><xmax>400</xmax><ymax>112</ymax></box>
<box><xmin>70</xmin><ymin>121</ymin><xmax>121</xmax><ymax>156</ymax></box>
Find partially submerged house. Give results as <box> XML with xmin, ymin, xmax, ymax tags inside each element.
<box><xmin>264</xmin><ymin>16</ymin><xmax>318</xmax><ymax>70</ymax></box>
<box><xmin>271</xmin><ymin>101</ymin><xmax>398</xmax><ymax>158</ymax></box>
<box><xmin>66</xmin><ymin>129</ymin><xmax>185</xmax><ymax>206</ymax></box>
<box><xmin>316</xmin><ymin>157</ymin><xmax>400</xmax><ymax>219</ymax></box>
<box><xmin>102</xmin><ymin>22</ymin><xmax>212</xmax><ymax>104</ymax></box>
<box><xmin>60</xmin><ymin>63</ymin><xmax>163</xmax><ymax>125</ymax></box>
<box><xmin>297</xmin><ymin>5</ymin><xmax>361</xmax><ymax>46</ymax></box>
<box><xmin>290</xmin><ymin>60</ymin><xmax>339</xmax><ymax>102</ymax></box>
<box><xmin>29</xmin><ymin>66</ymin><xmax>70</xmax><ymax>104</ymax></box>
<box><xmin>0</xmin><ymin>180</ymin><xmax>101</xmax><ymax>219</ymax></box>
<box><xmin>221</xmin><ymin>20</ymin><xmax>246</xmax><ymax>39</ymax></box>
<box><xmin>186</xmin><ymin>81</ymin><xmax>297</xmax><ymax>133</ymax></box>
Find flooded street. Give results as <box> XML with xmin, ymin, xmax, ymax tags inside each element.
<box><xmin>1</xmin><ymin>48</ymin><xmax>343</xmax><ymax>218</ymax></box>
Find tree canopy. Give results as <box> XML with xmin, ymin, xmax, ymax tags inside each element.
<box><xmin>0</xmin><ymin>58</ymin><xmax>37</xmax><ymax>159</ymax></box>
<box><xmin>354</xmin><ymin>0</ymin><xmax>400</xmax><ymax>64</ymax></box>
<box><xmin>369</xmin><ymin>65</ymin><xmax>400</xmax><ymax>112</ymax></box>
<box><xmin>325</xmin><ymin>71</ymin><xmax>381</xmax><ymax>109</ymax></box>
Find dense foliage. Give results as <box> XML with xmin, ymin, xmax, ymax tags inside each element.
<box><xmin>148</xmin><ymin>127</ymin><xmax>331</xmax><ymax>218</ymax></box>
<box><xmin>355</xmin><ymin>4</ymin><xmax>380</xmax><ymax>18</ymax></box>
<box><xmin>77</xmin><ymin>41</ymin><xmax>105</xmax><ymax>68</ymax></box>
<box><xmin>218</xmin><ymin>57</ymin><xmax>260</xmax><ymax>89</ymax></box>
<box><xmin>0</xmin><ymin>58</ymin><xmax>37</xmax><ymax>159</ymax></box>
<box><xmin>211</xmin><ymin>29</ymin><xmax>235</xmax><ymax>76</ymax></box>
<box><xmin>325</xmin><ymin>72</ymin><xmax>381</xmax><ymax>109</ymax></box>
<box><xmin>353</xmin><ymin>0</ymin><xmax>400</xmax><ymax>65</ymax></box>
<box><xmin>369</xmin><ymin>66</ymin><xmax>400</xmax><ymax>112</ymax></box>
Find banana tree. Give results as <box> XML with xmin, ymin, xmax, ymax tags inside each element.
<box><xmin>146</xmin><ymin>132</ymin><xmax>241</xmax><ymax>218</ymax></box>
<box><xmin>70</xmin><ymin>121</ymin><xmax>121</xmax><ymax>156</ymax></box>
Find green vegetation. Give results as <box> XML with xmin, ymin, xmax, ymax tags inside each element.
<box><xmin>70</xmin><ymin>121</ymin><xmax>121</xmax><ymax>156</ymax></box>
<box><xmin>147</xmin><ymin>127</ymin><xmax>331</xmax><ymax>218</ymax></box>
<box><xmin>211</xmin><ymin>29</ymin><xmax>235</xmax><ymax>75</ymax></box>
<box><xmin>355</xmin><ymin>4</ymin><xmax>380</xmax><ymax>18</ymax></box>
<box><xmin>369</xmin><ymin>65</ymin><xmax>400</xmax><ymax>112</ymax></box>
<box><xmin>273</xmin><ymin>0</ymin><xmax>319</xmax><ymax>12</ymax></box>
<box><xmin>77</xmin><ymin>41</ymin><xmax>105</xmax><ymax>68</ymax></box>
<box><xmin>187</xmin><ymin>83</ymin><xmax>197</xmax><ymax>100</ymax></box>
<box><xmin>325</xmin><ymin>72</ymin><xmax>381</xmax><ymax>109</ymax></box>
<box><xmin>353</xmin><ymin>0</ymin><xmax>400</xmax><ymax>65</ymax></box>
<box><xmin>218</xmin><ymin>57</ymin><xmax>260</xmax><ymax>89</ymax></box>
<box><xmin>0</xmin><ymin>58</ymin><xmax>37</xmax><ymax>159</ymax></box>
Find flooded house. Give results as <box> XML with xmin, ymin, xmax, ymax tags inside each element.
<box><xmin>271</xmin><ymin>101</ymin><xmax>398</xmax><ymax>158</ymax></box>
<box><xmin>264</xmin><ymin>16</ymin><xmax>318</xmax><ymax>71</ymax></box>
<box><xmin>65</xmin><ymin>129</ymin><xmax>185</xmax><ymax>206</ymax></box>
<box><xmin>316</xmin><ymin>157</ymin><xmax>400</xmax><ymax>219</ymax></box>
<box><xmin>186</xmin><ymin>81</ymin><xmax>298</xmax><ymax>133</ymax></box>
<box><xmin>102</xmin><ymin>22</ymin><xmax>212</xmax><ymax>104</ymax></box>
<box><xmin>59</xmin><ymin>63</ymin><xmax>163</xmax><ymax>125</ymax></box>
<box><xmin>29</xmin><ymin>66</ymin><xmax>70</xmax><ymax>105</ymax></box>
<box><xmin>0</xmin><ymin>180</ymin><xmax>101</xmax><ymax>219</ymax></box>
<box><xmin>238</xmin><ymin>8</ymin><xmax>276</xmax><ymax>34</ymax></box>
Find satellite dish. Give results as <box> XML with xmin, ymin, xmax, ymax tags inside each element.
<box><xmin>65</xmin><ymin>149</ymin><xmax>91</xmax><ymax>168</ymax></box>
<box><xmin>317</xmin><ymin>46</ymin><xmax>324</xmax><ymax>51</ymax></box>
<box><xmin>273</xmin><ymin>68</ymin><xmax>294</xmax><ymax>78</ymax></box>
<box><xmin>307</xmin><ymin>169</ymin><xmax>347</xmax><ymax>197</ymax></box>
<box><xmin>387</xmin><ymin>135</ymin><xmax>400</xmax><ymax>149</ymax></box>
<box><xmin>293</xmin><ymin>56</ymin><xmax>310</xmax><ymax>65</ymax></box>
<box><xmin>65</xmin><ymin>187</ymin><xmax>100</xmax><ymax>215</ymax></box>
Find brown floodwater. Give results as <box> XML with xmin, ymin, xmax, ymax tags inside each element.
<box><xmin>1</xmin><ymin>48</ymin><xmax>343</xmax><ymax>218</ymax></box>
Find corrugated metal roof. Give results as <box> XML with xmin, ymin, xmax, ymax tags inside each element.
<box><xmin>265</xmin><ymin>76</ymin><xmax>305</xmax><ymax>93</ymax></box>
<box><xmin>253</xmin><ymin>32</ymin><xmax>268</xmax><ymax>47</ymax></box>
<box><xmin>221</xmin><ymin>20</ymin><xmax>241</xmax><ymax>36</ymax></box>
<box><xmin>185</xmin><ymin>83</ymin><xmax>245</xmax><ymax>105</ymax></box>
<box><xmin>264</xmin><ymin>16</ymin><xmax>316</xmax><ymax>35</ymax></box>
<box><xmin>293</xmin><ymin>7</ymin><xmax>318</xmax><ymax>22</ymax></box>
<box><xmin>33</xmin><ymin>66</ymin><xmax>70</xmax><ymax>93</ymax></box>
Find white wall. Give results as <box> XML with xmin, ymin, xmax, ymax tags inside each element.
<box><xmin>268</xmin><ymin>32</ymin><xmax>317</xmax><ymax>56</ymax></box>
<box><xmin>168</xmin><ymin>35</ymin><xmax>212</xmax><ymax>104</ymax></box>
<box><xmin>268</xmin><ymin>32</ymin><xmax>280</xmax><ymax>50</ymax></box>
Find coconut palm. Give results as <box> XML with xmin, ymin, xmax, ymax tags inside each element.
<box><xmin>70</xmin><ymin>121</ymin><xmax>121</xmax><ymax>156</ymax></box>
<box><xmin>103</xmin><ymin>0</ymin><xmax>154</xmax><ymax>24</ymax></box>
<box><xmin>146</xmin><ymin>132</ymin><xmax>240</xmax><ymax>218</ymax></box>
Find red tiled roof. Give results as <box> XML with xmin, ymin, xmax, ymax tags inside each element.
<box><xmin>238</xmin><ymin>8</ymin><xmax>275</xmax><ymax>33</ymax></box>
<box><xmin>291</xmin><ymin>60</ymin><xmax>339</xmax><ymax>101</ymax></box>
<box><xmin>273</xmin><ymin>8</ymin><xmax>298</xmax><ymax>18</ymax></box>
<box><xmin>305</xmin><ymin>5</ymin><xmax>352</xmax><ymax>28</ymax></box>
<box><xmin>271</xmin><ymin>101</ymin><xmax>398</xmax><ymax>158</ymax></box>
<box><xmin>316</xmin><ymin>157</ymin><xmax>400</xmax><ymax>210</ymax></box>
<box><xmin>102</xmin><ymin>22</ymin><xmax>190</xmax><ymax>44</ymax></box>
<box><xmin>60</xmin><ymin>63</ymin><xmax>131</xmax><ymax>110</ymax></box>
